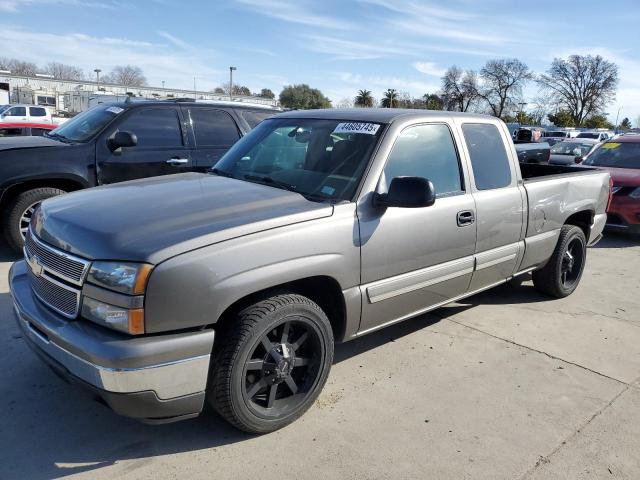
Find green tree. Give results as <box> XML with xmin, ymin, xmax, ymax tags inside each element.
<box><xmin>381</xmin><ymin>89</ymin><xmax>398</xmax><ymax>108</ymax></box>
<box><xmin>548</xmin><ymin>109</ymin><xmax>576</xmax><ymax>127</ymax></box>
<box><xmin>279</xmin><ymin>84</ymin><xmax>331</xmax><ymax>109</ymax></box>
<box><xmin>515</xmin><ymin>111</ymin><xmax>536</xmax><ymax>125</ymax></box>
<box><xmin>354</xmin><ymin>89</ymin><xmax>374</xmax><ymax>107</ymax></box>
<box><xmin>584</xmin><ymin>115</ymin><xmax>614</xmax><ymax>129</ymax></box>
<box><xmin>259</xmin><ymin>88</ymin><xmax>275</xmax><ymax>99</ymax></box>
<box><xmin>619</xmin><ymin>117</ymin><xmax>632</xmax><ymax>130</ymax></box>
<box><xmin>422</xmin><ymin>93</ymin><xmax>444</xmax><ymax>110</ymax></box>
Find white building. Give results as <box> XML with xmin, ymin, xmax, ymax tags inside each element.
<box><xmin>0</xmin><ymin>72</ymin><xmax>277</xmax><ymax>114</ymax></box>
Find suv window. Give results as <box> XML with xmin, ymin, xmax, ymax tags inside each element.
<box><xmin>238</xmin><ymin>110</ymin><xmax>274</xmax><ymax>129</ymax></box>
<box><xmin>30</xmin><ymin>107</ymin><xmax>47</xmax><ymax>117</ymax></box>
<box><xmin>191</xmin><ymin>109</ymin><xmax>239</xmax><ymax>146</ymax></box>
<box><xmin>6</xmin><ymin>106</ymin><xmax>26</xmax><ymax>116</ymax></box>
<box><xmin>118</xmin><ymin>108</ymin><xmax>183</xmax><ymax>148</ymax></box>
<box><xmin>382</xmin><ymin>124</ymin><xmax>463</xmax><ymax>196</ymax></box>
<box><xmin>462</xmin><ymin>123</ymin><xmax>512</xmax><ymax>190</ymax></box>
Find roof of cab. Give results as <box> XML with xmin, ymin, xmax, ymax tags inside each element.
<box><xmin>273</xmin><ymin>108</ymin><xmax>495</xmax><ymax>123</ymax></box>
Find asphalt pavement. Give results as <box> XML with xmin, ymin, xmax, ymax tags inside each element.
<box><xmin>0</xmin><ymin>233</ymin><xmax>638</xmax><ymax>480</ymax></box>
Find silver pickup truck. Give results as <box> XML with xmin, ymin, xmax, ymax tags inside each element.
<box><xmin>9</xmin><ymin>109</ymin><xmax>610</xmax><ymax>433</ymax></box>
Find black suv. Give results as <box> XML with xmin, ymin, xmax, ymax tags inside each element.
<box><xmin>0</xmin><ymin>100</ymin><xmax>279</xmax><ymax>251</ymax></box>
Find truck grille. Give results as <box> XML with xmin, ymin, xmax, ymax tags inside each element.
<box><xmin>24</xmin><ymin>231</ymin><xmax>89</xmax><ymax>286</ymax></box>
<box><xmin>27</xmin><ymin>268</ymin><xmax>80</xmax><ymax>318</ymax></box>
<box><xmin>23</xmin><ymin>229</ymin><xmax>91</xmax><ymax>319</ymax></box>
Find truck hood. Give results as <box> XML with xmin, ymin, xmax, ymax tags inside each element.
<box><xmin>0</xmin><ymin>135</ymin><xmax>67</xmax><ymax>152</ymax></box>
<box><xmin>33</xmin><ymin>173</ymin><xmax>334</xmax><ymax>263</ymax></box>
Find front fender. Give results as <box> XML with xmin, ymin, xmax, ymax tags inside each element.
<box><xmin>144</xmin><ymin>204</ymin><xmax>361</xmax><ymax>333</ymax></box>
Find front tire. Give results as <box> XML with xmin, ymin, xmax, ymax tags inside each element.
<box><xmin>2</xmin><ymin>187</ymin><xmax>66</xmax><ymax>251</ymax></box>
<box><xmin>532</xmin><ymin>225</ymin><xmax>587</xmax><ymax>298</ymax></box>
<box><xmin>209</xmin><ymin>294</ymin><xmax>334</xmax><ymax>433</ymax></box>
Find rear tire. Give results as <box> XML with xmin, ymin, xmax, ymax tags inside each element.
<box><xmin>2</xmin><ymin>187</ymin><xmax>66</xmax><ymax>252</ymax></box>
<box><xmin>532</xmin><ymin>225</ymin><xmax>587</xmax><ymax>298</ymax></box>
<box><xmin>208</xmin><ymin>294</ymin><xmax>334</xmax><ymax>433</ymax></box>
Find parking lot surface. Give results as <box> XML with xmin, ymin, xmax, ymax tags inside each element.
<box><xmin>1</xmin><ymin>233</ymin><xmax>639</xmax><ymax>480</ymax></box>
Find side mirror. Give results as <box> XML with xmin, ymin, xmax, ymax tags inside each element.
<box><xmin>374</xmin><ymin>176</ymin><xmax>436</xmax><ymax>208</ymax></box>
<box><xmin>574</xmin><ymin>156</ymin><xmax>584</xmax><ymax>164</ymax></box>
<box><xmin>108</xmin><ymin>131</ymin><xmax>137</xmax><ymax>154</ymax></box>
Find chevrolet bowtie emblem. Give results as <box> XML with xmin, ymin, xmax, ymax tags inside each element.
<box><xmin>28</xmin><ymin>254</ymin><xmax>44</xmax><ymax>278</ymax></box>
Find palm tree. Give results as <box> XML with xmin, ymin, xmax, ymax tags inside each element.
<box><xmin>381</xmin><ymin>89</ymin><xmax>398</xmax><ymax>108</ymax></box>
<box><xmin>354</xmin><ymin>89</ymin><xmax>374</xmax><ymax>108</ymax></box>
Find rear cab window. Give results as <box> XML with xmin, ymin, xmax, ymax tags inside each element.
<box><xmin>462</xmin><ymin>123</ymin><xmax>512</xmax><ymax>190</ymax></box>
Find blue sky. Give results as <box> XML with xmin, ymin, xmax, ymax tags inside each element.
<box><xmin>1</xmin><ymin>0</ymin><xmax>639</xmax><ymax>122</ymax></box>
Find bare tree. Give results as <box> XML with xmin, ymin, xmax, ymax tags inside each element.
<box><xmin>441</xmin><ymin>66</ymin><xmax>479</xmax><ymax>112</ymax></box>
<box><xmin>478</xmin><ymin>59</ymin><xmax>532</xmax><ymax>119</ymax></box>
<box><xmin>44</xmin><ymin>62</ymin><xmax>85</xmax><ymax>80</ymax></box>
<box><xmin>0</xmin><ymin>57</ymin><xmax>38</xmax><ymax>76</ymax></box>
<box><xmin>215</xmin><ymin>82</ymin><xmax>252</xmax><ymax>96</ymax></box>
<box><xmin>537</xmin><ymin>55</ymin><xmax>618</xmax><ymax>126</ymax></box>
<box><xmin>103</xmin><ymin>65</ymin><xmax>147</xmax><ymax>87</ymax></box>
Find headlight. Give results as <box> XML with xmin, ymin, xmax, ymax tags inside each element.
<box><xmin>82</xmin><ymin>297</ymin><xmax>144</xmax><ymax>335</ymax></box>
<box><xmin>87</xmin><ymin>261</ymin><xmax>153</xmax><ymax>295</ymax></box>
<box><xmin>630</xmin><ymin>187</ymin><xmax>640</xmax><ymax>199</ymax></box>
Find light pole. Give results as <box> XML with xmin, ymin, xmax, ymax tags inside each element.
<box><xmin>162</xmin><ymin>80</ymin><xmax>165</xmax><ymax>89</ymax></box>
<box><xmin>615</xmin><ymin>106</ymin><xmax>622</xmax><ymax>131</ymax></box>
<box><xmin>94</xmin><ymin>69</ymin><xmax>101</xmax><ymax>91</ymax></box>
<box><xmin>518</xmin><ymin>102</ymin><xmax>527</xmax><ymax>124</ymax></box>
<box><xmin>229</xmin><ymin>66</ymin><xmax>237</xmax><ymax>101</ymax></box>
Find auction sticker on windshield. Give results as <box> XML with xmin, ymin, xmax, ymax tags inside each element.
<box><xmin>333</xmin><ymin>122</ymin><xmax>381</xmax><ymax>135</ymax></box>
<box><xmin>106</xmin><ymin>106</ymin><xmax>124</xmax><ymax>115</ymax></box>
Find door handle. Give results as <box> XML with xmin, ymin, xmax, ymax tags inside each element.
<box><xmin>166</xmin><ymin>158</ymin><xmax>189</xmax><ymax>166</ymax></box>
<box><xmin>457</xmin><ymin>210</ymin><xmax>475</xmax><ymax>226</ymax></box>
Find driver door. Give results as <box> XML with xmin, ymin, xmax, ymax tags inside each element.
<box><xmin>357</xmin><ymin>122</ymin><xmax>477</xmax><ymax>333</ymax></box>
<box><xmin>97</xmin><ymin>106</ymin><xmax>192</xmax><ymax>184</ymax></box>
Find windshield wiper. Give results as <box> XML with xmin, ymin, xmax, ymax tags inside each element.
<box><xmin>210</xmin><ymin>167</ymin><xmax>234</xmax><ymax>178</ymax></box>
<box><xmin>45</xmin><ymin>132</ymin><xmax>73</xmax><ymax>144</ymax></box>
<box><xmin>243</xmin><ymin>174</ymin><xmax>298</xmax><ymax>192</ymax></box>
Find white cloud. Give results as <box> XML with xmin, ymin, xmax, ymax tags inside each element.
<box><xmin>336</xmin><ymin>72</ymin><xmax>440</xmax><ymax>95</ymax></box>
<box><xmin>234</xmin><ymin>0</ymin><xmax>355</xmax><ymax>30</ymax></box>
<box><xmin>0</xmin><ymin>26</ymin><xmax>221</xmax><ymax>90</ymax></box>
<box><xmin>0</xmin><ymin>0</ymin><xmax>114</xmax><ymax>12</ymax></box>
<box><xmin>413</xmin><ymin>61</ymin><xmax>445</xmax><ymax>77</ymax></box>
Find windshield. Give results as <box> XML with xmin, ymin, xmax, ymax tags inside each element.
<box><xmin>213</xmin><ymin>118</ymin><xmax>385</xmax><ymax>202</ymax></box>
<box><xmin>577</xmin><ymin>132</ymin><xmax>599</xmax><ymax>139</ymax></box>
<box><xmin>551</xmin><ymin>142</ymin><xmax>594</xmax><ymax>156</ymax></box>
<box><xmin>0</xmin><ymin>105</ymin><xmax>8</xmax><ymax>114</ymax></box>
<box><xmin>48</xmin><ymin>104</ymin><xmax>123</xmax><ymax>142</ymax></box>
<box><xmin>583</xmin><ymin>142</ymin><xmax>640</xmax><ymax>169</ymax></box>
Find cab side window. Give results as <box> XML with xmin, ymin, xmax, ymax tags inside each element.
<box><xmin>462</xmin><ymin>123</ymin><xmax>512</xmax><ymax>190</ymax></box>
<box><xmin>382</xmin><ymin>123</ymin><xmax>463</xmax><ymax>197</ymax></box>
<box><xmin>117</xmin><ymin>108</ymin><xmax>183</xmax><ymax>148</ymax></box>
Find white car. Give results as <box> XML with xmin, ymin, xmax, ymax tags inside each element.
<box><xmin>576</xmin><ymin>131</ymin><xmax>612</xmax><ymax>142</ymax></box>
<box><xmin>0</xmin><ymin>104</ymin><xmax>53</xmax><ymax>124</ymax></box>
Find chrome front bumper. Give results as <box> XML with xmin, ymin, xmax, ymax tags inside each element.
<box><xmin>10</xmin><ymin>260</ymin><xmax>215</xmax><ymax>420</ymax></box>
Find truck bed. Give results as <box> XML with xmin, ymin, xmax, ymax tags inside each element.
<box><xmin>519</xmin><ymin>162</ymin><xmax>600</xmax><ymax>181</ymax></box>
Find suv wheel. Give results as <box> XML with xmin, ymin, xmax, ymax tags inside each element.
<box><xmin>2</xmin><ymin>187</ymin><xmax>66</xmax><ymax>251</ymax></box>
<box><xmin>209</xmin><ymin>294</ymin><xmax>334</xmax><ymax>433</ymax></box>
